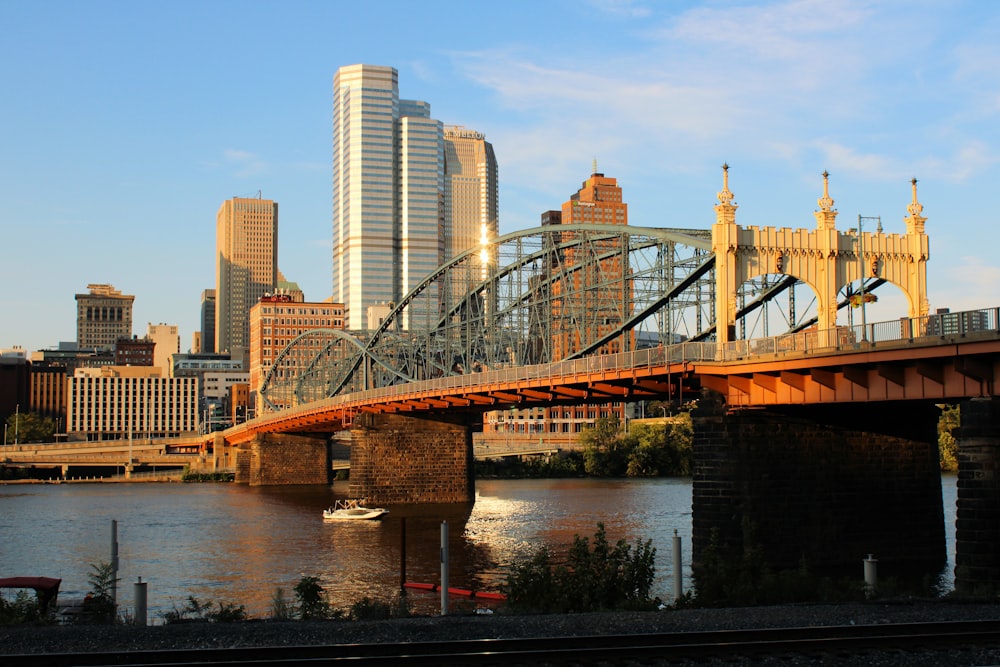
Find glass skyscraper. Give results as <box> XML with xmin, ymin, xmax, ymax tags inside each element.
<box><xmin>332</xmin><ymin>64</ymin><xmax>444</xmax><ymax>331</ymax></box>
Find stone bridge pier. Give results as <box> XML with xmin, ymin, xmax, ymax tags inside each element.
<box><xmin>955</xmin><ymin>397</ymin><xmax>1000</xmax><ymax>594</ymax></box>
<box><xmin>691</xmin><ymin>395</ymin><xmax>946</xmax><ymax>583</ymax></box>
<box><xmin>348</xmin><ymin>412</ymin><xmax>475</xmax><ymax>504</ymax></box>
<box><xmin>234</xmin><ymin>433</ymin><xmax>331</xmax><ymax>486</ymax></box>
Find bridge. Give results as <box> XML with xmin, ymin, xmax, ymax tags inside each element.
<box><xmin>217</xmin><ymin>168</ymin><xmax>998</xmax><ymax>593</ymax></box>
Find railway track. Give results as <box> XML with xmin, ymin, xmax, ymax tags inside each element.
<box><xmin>7</xmin><ymin>619</ymin><xmax>1000</xmax><ymax>666</ymax></box>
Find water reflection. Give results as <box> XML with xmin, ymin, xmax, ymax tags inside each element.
<box><xmin>0</xmin><ymin>475</ymin><xmax>955</xmax><ymax>620</ymax></box>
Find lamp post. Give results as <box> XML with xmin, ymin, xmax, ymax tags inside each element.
<box><xmin>14</xmin><ymin>403</ymin><xmax>19</xmax><ymax>446</ymax></box>
<box><xmin>857</xmin><ymin>215</ymin><xmax>881</xmax><ymax>343</ymax></box>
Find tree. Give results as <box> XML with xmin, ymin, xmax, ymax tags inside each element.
<box><xmin>580</xmin><ymin>417</ymin><xmax>628</xmax><ymax>476</ymax></box>
<box><xmin>4</xmin><ymin>412</ymin><xmax>56</xmax><ymax>444</ymax></box>
<box><xmin>938</xmin><ymin>404</ymin><xmax>959</xmax><ymax>472</ymax></box>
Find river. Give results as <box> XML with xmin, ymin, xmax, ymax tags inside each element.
<box><xmin>0</xmin><ymin>474</ymin><xmax>957</xmax><ymax>620</ymax></box>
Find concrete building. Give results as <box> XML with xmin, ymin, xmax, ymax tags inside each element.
<box><xmin>248</xmin><ymin>294</ymin><xmax>345</xmax><ymax>407</ymax></box>
<box><xmin>147</xmin><ymin>323</ymin><xmax>180</xmax><ymax>372</ymax></box>
<box><xmin>332</xmin><ymin>64</ymin><xmax>444</xmax><ymax>331</ymax></box>
<box><xmin>199</xmin><ymin>289</ymin><xmax>216</xmax><ymax>353</ymax></box>
<box><xmin>67</xmin><ymin>366</ymin><xmax>199</xmax><ymax>441</ymax></box>
<box><xmin>75</xmin><ymin>284</ymin><xmax>134</xmax><ymax>351</ymax></box>
<box><xmin>216</xmin><ymin>196</ymin><xmax>278</xmax><ymax>361</ymax></box>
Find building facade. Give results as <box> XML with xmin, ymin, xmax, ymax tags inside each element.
<box><xmin>483</xmin><ymin>172</ymin><xmax>631</xmax><ymax>444</ymax></box>
<box><xmin>67</xmin><ymin>366</ymin><xmax>199</xmax><ymax>441</ymax></box>
<box><xmin>199</xmin><ymin>289</ymin><xmax>216</xmax><ymax>354</ymax></box>
<box><xmin>114</xmin><ymin>336</ymin><xmax>155</xmax><ymax>366</ymax></box>
<box><xmin>332</xmin><ymin>64</ymin><xmax>444</xmax><ymax>331</ymax></box>
<box><xmin>248</xmin><ymin>294</ymin><xmax>346</xmax><ymax>408</ymax></box>
<box><xmin>75</xmin><ymin>284</ymin><xmax>135</xmax><ymax>351</ymax></box>
<box><xmin>28</xmin><ymin>360</ymin><xmax>68</xmax><ymax>436</ymax></box>
<box><xmin>443</xmin><ymin>126</ymin><xmax>498</xmax><ymax>262</ymax></box>
<box><xmin>147</xmin><ymin>323</ymin><xmax>180</xmax><ymax>372</ymax></box>
<box><xmin>216</xmin><ymin>197</ymin><xmax>278</xmax><ymax>361</ymax></box>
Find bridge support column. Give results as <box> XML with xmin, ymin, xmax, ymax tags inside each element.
<box><xmin>692</xmin><ymin>397</ymin><xmax>945</xmax><ymax>585</ymax></box>
<box><xmin>235</xmin><ymin>433</ymin><xmax>330</xmax><ymax>486</ymax></box>
<box><xmin>955</xmin><ymin>397</ymin><xmax>1000</xmax><ymax>594</ymax></box>
<box><xmin>349</xmin><ymin>413</ymin><xmax>474</xmax><ymax>504</ymax></box>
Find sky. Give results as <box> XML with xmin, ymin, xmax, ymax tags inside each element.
<box><xmin>2</xmin><ymin>0</ymin><xmax>999</xmax><ymax>353</ymax></box>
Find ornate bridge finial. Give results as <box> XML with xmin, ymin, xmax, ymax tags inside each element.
<box><xmin>814</xmin><ymin>170</ymin><xmax>838</xmax><ymax>230</ymax></box>
<box><xmin>817</xmin><ymin>170</ymin><xmax>835</xmax><ymax>212</ymax></box>
<box><xmin>905</xmin><ymin>176</ymin><xmax>926</xmax><ymax>235</ymax></box>
<box><xmin>714</xmin><ymin>162</ymin><xmax>738</xmax><ymax>224</ymax></box>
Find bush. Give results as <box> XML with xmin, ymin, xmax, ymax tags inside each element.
<box><xmin>270</xmin><ymin>587</ymin><xmax>293</xmax><ymax>620</ymax></box>
<box><xmin>294</xmin><ymin>576</ymin><xmax>334</xmax><ymax>620</ymax></box>
<box><xmin>75</xmin><ymin>561</ymin><xmax>118</xmax><ymax>624</ymax></box>
<box><xmin>504</xmin><ymin>523</ymin><xmax>656</xmax><ymax>613</ymax></box>
<box><xmin>162</xmin><ymin>596</ymin><xmax>248</xmax><ymax>623</ymax></box>
<box><xmin>0</xmin><ymin>590</ymin><xmax>53</xmax><ymax>625</ymax></box>
<box><xmin>350</xmin><ymin>594</ymin><xmax>411</xmax><ymax>621</ymax></box>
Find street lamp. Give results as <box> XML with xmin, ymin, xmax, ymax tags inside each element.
<box><xmin>14</xmin><ymin>403</ymin><xmax>19</xmax><ymax>446</ymax></box>
<box><xmin>857</xmin><ymin>215</ymin><xmax>881</xmax><ymax>343</ymax></box>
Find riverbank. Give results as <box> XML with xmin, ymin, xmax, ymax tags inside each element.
<box><xmin>3</xmin><ymin>599</ymin><xmax>1000</xmax><ymax>660</ymax></box>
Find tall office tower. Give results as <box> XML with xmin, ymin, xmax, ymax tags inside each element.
<box><xmin>75</xmin><ymin>284</ymin><xmax>135</xmax><ymax>351</ymax></box>
<box><xmin>443</xmin><ymin>126</ymin><xmax>498</xmax><ymax>261</ymax></box>
<box><xmin>551</xmin><ymin>171</ymin><xmax>630</xmax><ymax>359</ymax></box>
<box><xmin>200</xmin><ymin>289</ymin><xmax>216</xmax><ymax>353</ymax></box>
<box><xmin>216</xmin><ymin>197</ymin><xmax>278</xmax><ymax>362</ymax></box>
<box><xmin>147</xmin><ymin>323</ymin><xmax>180</xmax><ymax>372</ymax></box>
<box><xmin>332</xmin><ymin>64</ymin><xmax>444</xmax><ymax>331</ymax></box>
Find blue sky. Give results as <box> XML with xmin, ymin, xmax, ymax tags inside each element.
<box><xmin>2</xmin><ymin>0</ymin><xmax>999</xmax><ymax>352</ymax></box>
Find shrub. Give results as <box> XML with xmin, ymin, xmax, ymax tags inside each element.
<box><xmin>504</xmin><ymin>523</ymin><xmax>656</xmax><ymax>613</ymax></box>
<box><xmin>162</xmin><ymin>596</ymin><xmax>248</xmax><ymax>623</ymax></box>
<box><xmin>350</xmin><ymin>594</ymin><xmax>411</xmax><ymax>621</ymax></box>
<box><xmin>294</xmin><ymin>576</ymin><xmax>331</xmax><ymax>620</ymax></box>
<box><xmin>75</xmin><ymin>561</ymin><xmax>118</xmax><ymax>624</ymax></box>
<box><xmin>270</xmin><ymin>587</ymin><xmax>293</xmax><ymax>620</ymax></box>
<box><xmin>0</xmin><ymin>590</ymin><xmax>53</xmax><ymax>625</ymax></box>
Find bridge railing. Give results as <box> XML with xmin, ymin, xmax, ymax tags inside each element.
<box><xmin>254</xmin><ymin>306</ymin><xmax>1000</xmax><ymax>420</ymax></box>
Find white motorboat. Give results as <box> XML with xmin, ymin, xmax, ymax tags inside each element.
<box><xmin>322</xmin><ymin>499</ymin><xmax>388</xmax><ymax>521</ymax></box>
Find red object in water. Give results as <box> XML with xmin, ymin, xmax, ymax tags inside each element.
<box><xmin>402</xmin><ymin>581</ymin><xmax>506</xmax><ymax>600</ymax></box>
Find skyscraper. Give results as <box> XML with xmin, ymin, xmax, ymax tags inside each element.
<box><xmin>216</xmin><ymin>196</ymin><xmax>278</xmax><ymax>361</ymax></box>
<box><xmin>332</xmin><ymin>64</ymin><xmax>444</xmax><ymax>331</ymax></box>
<box><xmin>75</xmin><ymin>283</ymin><xmax>135</xmax><ymax>351</ymax></box>
<box><xmin>443</xmin><ymin>125</ymin><xmax>498</xmax><ymax>261</ymax></box>
<box><xmin>199</xmin><ymin>289</ymin><xmax>216</xmax><ymax>354</ymax></box>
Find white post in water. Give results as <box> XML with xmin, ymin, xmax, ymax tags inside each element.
<box><xmin>134</xmin><ymin>577</ymin><xmax>147</xmax><ymax>626</ymax></box>
<box><xmin>672</xmin><ymin>529</ymin><xmax>683</xmax><ymax>600</ymax></box>
<box><xmin>110</xmin><ymin>520</ymin><xmax>119</xmax><ymax>606</ymax></box>
<box><xmin>440</xmin><ymin>520</ymin><xmax>449</xmax><ymax>616</ymax></box>
<box><xmin>864</xmin><ymin>554</ymin><xmax>878</xmax><ymax>597</ymax></box>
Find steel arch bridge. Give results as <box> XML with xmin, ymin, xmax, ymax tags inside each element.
<box><xmin>259</xmin><ymin>223</ymin><xmax>833</xmax><ymax>412</ymax></box>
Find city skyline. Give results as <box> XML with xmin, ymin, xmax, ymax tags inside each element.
<box><xmin>3</xmin><ymin>1</ymin><xmax>1000</xmax><ymax>351</ymax></box>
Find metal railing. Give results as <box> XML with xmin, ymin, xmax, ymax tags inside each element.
<box><xmin>247</xmin><ymin>306</ymin><xmax>1000</xmax><ymax>424</ymax></box>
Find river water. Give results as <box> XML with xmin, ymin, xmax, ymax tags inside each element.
<box><xmin>0</xmin><ymin>474</ymin><xmax>957</xmax><ymax>620</ymax></box>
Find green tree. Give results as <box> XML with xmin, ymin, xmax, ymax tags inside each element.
<box><xmin>4</xmin><ymin>412</ymin><xmax>56</xmax><ymax>444</ymax></box>
<box><xmin>504</xmin><ymin>523</ymin><xmax>656</xmax><ymax>613</ymax></box>
<box><xmin>580</xmin><ymin>417</ymin><xmax>628</xmax><ymax>476</ymax></box>
<box><xmin>75</xmin><ymin>561</ymin><xmax>118</xmax><ymax>624</ymax></box>
<box><xmin>938</xmin><ymin>404</ymin><xmax>959</xmax><ymax>472</ymax></box>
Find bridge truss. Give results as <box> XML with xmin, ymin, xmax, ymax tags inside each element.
<box><xmin>260</xmin><ymin>224</ymin><xmax>832</xmax><ymax>412</ymax></box>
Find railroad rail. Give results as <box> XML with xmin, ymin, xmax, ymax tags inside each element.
<box><xmin>7</xmin><ymin>619</ymin><xmax>1000</xmax><ymax>666</ymax></box>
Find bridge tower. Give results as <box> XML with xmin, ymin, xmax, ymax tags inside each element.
<box><xmin>712</xmin><ymin>166</ymin><xmax>930</xmax><ymax>349</ymax></box>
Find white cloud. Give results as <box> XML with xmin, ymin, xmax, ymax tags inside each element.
<box><xmin>222</xmin><ymin>148</ymin><xmax>267</xmax><ymax>177</ymax></box>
